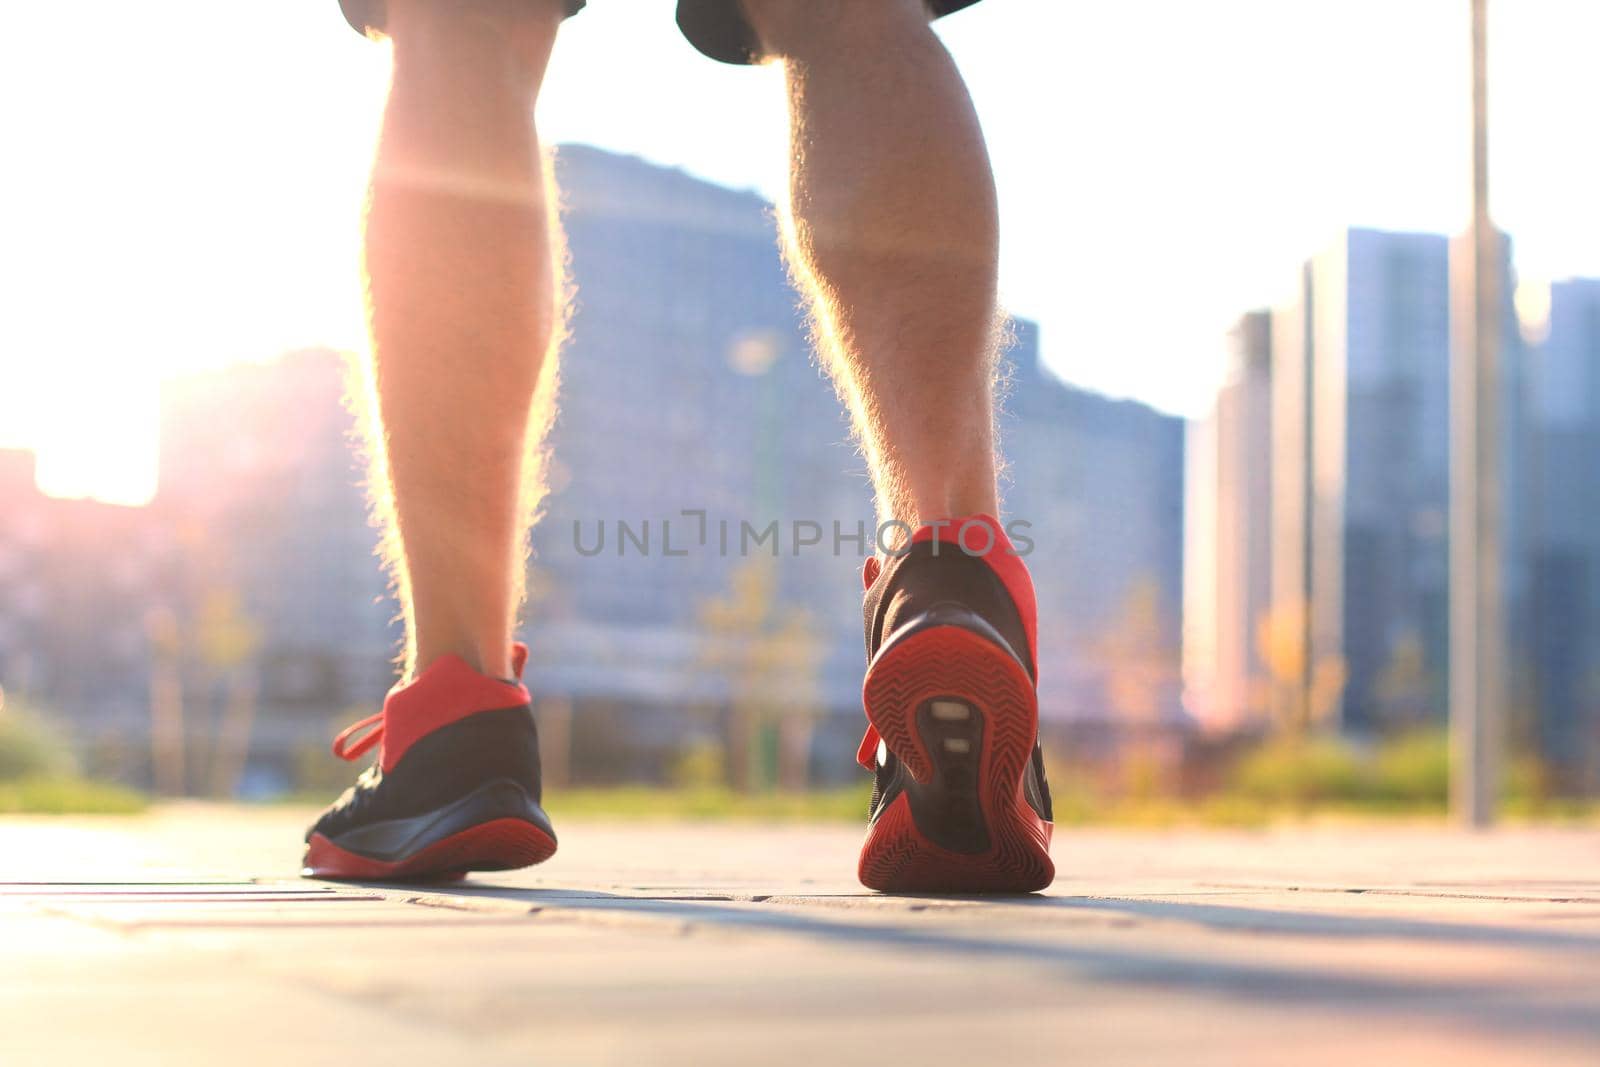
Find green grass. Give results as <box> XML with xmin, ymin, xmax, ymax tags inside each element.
<box><xmin>539</xmin><ymin>787</ymin><xmax>1594</xmax><ymax>828</ymax></box>
<box><xmin>230</xmin><ymin>780</ymin><xmax>1600</xmax><ymax>827</ymax></box>
<box><xmin>495</xmin><ymin>775</ymin><xmax>1598</xmax><ymax>827</ymax></box>
<box><xmin>274</xmin><ymin>783</ymin><xmax>876</xmax><ymax>821</ymax></box>
<box><xmin>0</xmin><ymin>776</ymin><xmax>150</xmax><ymax>815</ymax></box>
<box><xmin>270</xmin><ymin>726</ymin><xmax>1598</xmax><ymax>827</ymax></box>
<box><xmin>545</xmin><ymin>784</ymin><xmax>873</xmax><ymax>821</ymax></box>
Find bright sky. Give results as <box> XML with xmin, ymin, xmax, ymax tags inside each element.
<box><xmin>1</xmin><ymin>1</ymin><xmax>1597</xmax><ymax>505</ymax></box>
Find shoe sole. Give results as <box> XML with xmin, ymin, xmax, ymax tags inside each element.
<box><xmin>303</xmin><ymin>779</ymin><xmax>557</xmax><ymax>882</ymax></box>
<box><xmin>859</xmin><ymin>623</ymin><xmax>1054</xmax><ymax>893</ymax></box>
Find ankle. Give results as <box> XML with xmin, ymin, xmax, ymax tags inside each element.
<box><xmin>884</xmin><ymin>488</ymin><xmax>999</xmax><ymax>535</ymax></box>
<box><xmin>410</xmin><ymin>639</ymin><xmax>513</xmax><ymax>682</ymax></box>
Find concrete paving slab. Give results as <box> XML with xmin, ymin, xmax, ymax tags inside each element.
<box><xmin>2</xmin><ymin>807</ymin><xmax>1598</xmax><ymax>1066</ymax></box>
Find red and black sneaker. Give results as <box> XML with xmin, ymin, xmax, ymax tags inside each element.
<box><xmin>856</xmin><ymin>514</ymin><xmax>1054</xmax><ymax>893</ymax></box>
<box><xmin>302</xmin><ymin>643</ymin><xmax>557</xmax><ymax>881</ymax></box>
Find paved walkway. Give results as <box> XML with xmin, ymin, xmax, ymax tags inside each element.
<box><xmin>4</xmin><ymin>805</ymin><xmax>1599</xmax><ymax>1065</ymax></box>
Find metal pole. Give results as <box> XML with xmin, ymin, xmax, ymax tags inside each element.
<box><xmin>1450</xmin><ymin>0</ymin><xmax>1502</xmax><ymax>826</ymax></box>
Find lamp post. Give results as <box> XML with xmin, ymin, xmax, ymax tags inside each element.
<box><xmin>1449</xmin><ymin>0</ymin><xmax>1502</xmax><ymax>827</ymax></box>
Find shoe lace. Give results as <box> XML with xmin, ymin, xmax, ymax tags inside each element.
<box><xmin>331</xmin><ymin>713</ymin><xmax>383</xmax><ymax>762</ymax></box>
<box><xmin>856</xmin><ymin>555</ymin><xmax>884</xmax><ymax>770</ymax></box>
<box><xmin>856</xmin><ymin>725</ymin><xmax>883</xmax><ymax>772</ymax></box>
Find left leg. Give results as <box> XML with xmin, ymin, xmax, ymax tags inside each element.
<box><xmin>304</xmin><ymin>0</ymin><xmax>572</xmax><ymax>882</ymax></box>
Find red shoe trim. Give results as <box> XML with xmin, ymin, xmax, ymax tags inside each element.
<box><xmin>858</xmin><ymin>623</ymin><xmax>1053</xmax><ymax>893</ymax></box>
<box><xmin>856</xmin><ymin>726</ymin><xmax>882</xmax><ymax>772</ymax></box>
<box><xmin>856</xmin><ymin>515</ymin><xmax>1040</xmax><ymax>773</ymax></box>
<box><xmin>907</xmin><ymin>514</ymin><xmax>1038</xmax><ymax>675</ymax></box>
<box><xmin>379</xmin><ymin>656</ymin><xmax>531</xmax><ymax>771</ymax></box>
<box><xmin>303</xmin><ymin>818</ymin><xmax>556</xmax><ymax>881</ymax></box>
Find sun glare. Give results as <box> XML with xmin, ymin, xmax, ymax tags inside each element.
<box><xmin>4</xmin><ymin>0</ymin><xmax>1600</xmax><ymax>509</ymax></box>
<box><xmin>0</xmin><ymin>7</ymin><xmax>386</xmax><ymax>507</ymax></box>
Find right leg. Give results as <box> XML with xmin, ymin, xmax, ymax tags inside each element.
<box><xmin>739</xmin><ymin>0</ymin><xmax>1002</xmax><ymax>536</ymax></box>
<box><xmin>736</xmin><ymin>0</ymin><xmax>1053</xmax><ymax>893</ymax></box>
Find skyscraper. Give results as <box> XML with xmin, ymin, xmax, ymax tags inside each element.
<box><xmin>1524</xmin><ymin>278</ymin><xmax>1600</xmax><ymax>788</ymax></box>
<box><xmin>1259</xmin><ymin>226</ymin><xmax>1525</xmax><ymax>737</ymax></box>
<box><xmin>1271</xmin><ymin>228</ymin><xmax>1456</xmax><ymax>733</ymax></box>
<box><xmin>1184</xmin><ymin>311</ymin><xmax>1272</xmax><ymax>731</ymax></box>
<box><xmin>1003</xmin><ymin>320</ymin><xmax>1186</xmax><ymax>728</ymax></box>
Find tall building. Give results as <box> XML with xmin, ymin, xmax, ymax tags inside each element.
<box><xmin>1524</xmin><ymin>278</ymin><xmax>1600</xmax><ymax>787</ymax></box>
<box><xmin>1257</xmin><ymin>227</ymin><xmax>1527</xmax><ymax>737</ymax></box>
<box><xmin>1192</xmin><ymin>228</ymin><xmax>1600</xmax><ymax>793</ymax></box>
<box><xmin>1004</xmin><ymin>320</ymin><xmax>1187</xmax><ymax>728</ymax></box>
<box><xmin>1184</xmin><ymin>311</ymin><xmax>1272</xmax><ymax>731</ymax></box>
<box><xmin>1270</xmin><ymin>228</ymin><xmax>1457</xmax><ymax>733</ymax></box>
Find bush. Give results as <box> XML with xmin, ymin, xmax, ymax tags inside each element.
<box><xmin>1228</xmin><ymin>734</ymin><xmax>1365</xmax><ymax>807</ymax></box>
<box><xmin>0</xmin><ymin>777</ymin><xmax>148</xmax><ymax>815</ymax></box>
<box><xmin>1370</xmin><ymin>729</ymin><xmax>1449</xmax><ymax>806</ymax></box>
<box><xmin>0</xmin><ymin>699</ymin><xmax>147</xmax><ymax>813</ymax></box>
<box><xmin>1503</xmin><ymin>752</ymin><xmax>1555</xmax><ymax>812</ymax></box>
<box><xmin>0</xmin><ymin>705</ymin><xmax>76</xmax><ymax>782</ymax></box>
<box><xmin>670</xmin><ymin>739</ymin><xmax>727</xmax><ymax>791</ymax></box>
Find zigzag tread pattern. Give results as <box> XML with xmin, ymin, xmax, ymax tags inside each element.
<box><xmin>863</xmin><ymin>626</ymin><xmax>1033</xmax><ymax>784</ymax></box>
<box><xmin>859</xmin><ymin>793</ymin><xmax>1053</xmax><ymax>893</ymax></box>
<box><xmin>859</xmin><ymin>625</ymin><xmax>1053</xmax><ymax>893</ymax></box>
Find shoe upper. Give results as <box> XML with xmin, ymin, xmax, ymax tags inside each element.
<box><xmin>307</xmin><ymin>648</ymin><xmax>543</xmax><ymax>844</ymax></box>
<box><xmin>859</xmin><ymin>515</ymin><xmax>1052</xmax><ymax>825</ymax></box>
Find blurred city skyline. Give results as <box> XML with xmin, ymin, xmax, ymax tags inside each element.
<box><xmin>5</xmin><ymin>143</ymin><xmax>1597</xmax><ymax>799</ymax></box>
<box><xmin>1184</xmin><ymin>219</ymin><xmax>1600</xmax><ymax>791</ymax></box>
<box><xmin>4</xmin><ymin>1</ymin><xmax>1600</xmax><ymax>503</ymax></box>
<box><xmin>0</xmin><ymin>146</ymin><xmax>1188</xmax><ymax>797</ymax></box>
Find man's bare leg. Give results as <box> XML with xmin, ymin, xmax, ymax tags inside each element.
<box><xmin>741</xmin><ymin>0</ymin><xmax>1001</xmax><ymax>531</ymax></box>
<box><xmin>362</xmin><ymin>0</ymin><xmax>566</xmax><ymax>681</ymax></box>
<box><xmin>305</xmin><ymin>0</ymin><xmax>568</xmax><ymax>882</ymax></box>
<box><xmin>741</xmin><ymin>0</ymin><xmax>1054</xmax><ymax>894</ymax></box>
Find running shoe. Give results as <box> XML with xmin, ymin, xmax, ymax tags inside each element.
<box><xmin>856</xmin><ymin>514</ymin><xmax>1054</xmax><ymax>892</ymax></box>
<box><xmin>303</xmin><ymin>643</ymin><xmax>556</xmax><ymax>881</ymax></box>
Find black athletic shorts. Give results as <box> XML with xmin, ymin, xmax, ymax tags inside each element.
<box><xmin>339</xmin><ymin>1</ymin><xmax>984</xmax><ymax>66</ymax></box>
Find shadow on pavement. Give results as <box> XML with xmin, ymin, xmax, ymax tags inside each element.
<box><xmin>338</xmin><ymin>877</ymin><xmax>1600</xmax><ymax>1043</ymax></box>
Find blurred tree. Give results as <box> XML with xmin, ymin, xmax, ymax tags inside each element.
<box><xmin>1308</xmin><ymin>656</ymin><xmax>1348</xmax><ymax>728</ymax></box>
<box><xmin>1095</xmin><ymin>577</ymin><xmax>1177</xmax><ymax>725</ymax></box>
<box><xmin>1257</xmin><ymin>600</ymin><xmax>1308</xmax><ymax>733</ymax></box>
<box><xmin>698</xmin><ymin>557</ymin><xmax>823</xmax><ymax>793</ymax></box>
<box><xmin>144</xmin><ymin>589</ymin><xmax>261</xmax><ymax>798</ymax></box>
<box><xmin>670</xmin><ymin>738</ymin><xmax>726</xmax><ymax>791</ymax></box>
<box><xmin>1256</xmin><ymin>599</ymin><xmax>1345</xmax><ymax>737</ymax></box>
<box><xmin>145</xmin><ymin>606</ymin><xmax>187</xmax><ymax>795</ymax></box>
<box><xmin>195</xmin><ymin>589</ymin><xmax>261</xmax><ymax>798</ymax></box>
<box><xmin>1092</xmin><ymin>575</ymin><xmax>1181</xmax><ymax>792</ymax></box>
<box><xmin>1376</xmin><ymin>632</ymin><xmax>1432</xmax><ymax>729</ymax></box>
